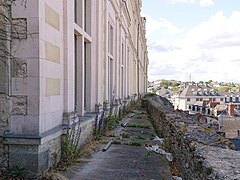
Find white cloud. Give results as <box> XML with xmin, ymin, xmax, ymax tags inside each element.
<box><xmin>184</xmin><ymin>11</ymin><xmax>240</xmax><ymax>49</ymax></box>
<box><xmin>146</xmin><ymin>11</ymin><xmax>240</xmax><ymax>82</ymax></box>
<box><xmin>200</xmin><ymin>0</ymin><xmax>214</xmax><ymax>7</ymax></box>
<box><xmin>169</xmin><ymin>0</ymin><xmax>214</xmax><ymax>7</ymax></box>
<box><xmin>170</xmin><ymin>0</ymin><xmax>195</xmax><ymax>4</ymax></box>
<box><xmin>142</xmin><ymin>13</ymin><xmax>184</xmax><ymax>36</ymax></box>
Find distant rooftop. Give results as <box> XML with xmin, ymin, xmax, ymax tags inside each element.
<box><xmin>180</xmin><ymin>84</ymin><xmax>220</xmax><ymax>97</ymax></box>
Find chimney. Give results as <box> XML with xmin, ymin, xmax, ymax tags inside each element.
<box><xmin>228</xmin><ymin>102</ymin><xmax>234</xmax><ymax>117</ymax></box>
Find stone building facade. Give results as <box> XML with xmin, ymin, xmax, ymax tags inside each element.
<box><xmin>173</xmin><ymin>84</ymin><xmax>224</xmax><ymax>114</ymax></box>
<box><xmin>0</xmin><ymin>0</ymin><xmax>148</xmax><ymax>177</ymax></box>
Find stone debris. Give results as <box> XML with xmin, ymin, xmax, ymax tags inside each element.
<box><xmin>132</xmin><ymin>110</ymin><xmax>144</xmax><ymax>114</ymax></box>
<box><xmin>102</xmin><ymin>140</ymin><xmax>113</xmax><ymax>152</ymax></box>
<box><xmin>121</xmin><ymin>122</ymin><xmax>128</xmax><ymax>127</ymax></box>
<box><xmin>172</xmin><ymin>176</ymin><xmax>182</xmax><ymax>180</ymax></box>
<box><xmin>145</xmin><ymin>144</ymin><xmax>173</xmax><ymax>162</ymax></box>
<box><xmin>127</xmin><ymin>113</ymin><xmax>135</xmax><ymax>118</ymax></box>
<box><xmin>153</xmin><ymin>136</ymin><xmax>164</xmax><ymax>144</ymax></box>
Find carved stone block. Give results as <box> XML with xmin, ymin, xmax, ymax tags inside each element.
<box><xmin>11</xmin><ymin>96</ymin><xmax>27</xmax><ymax>115</ymax></box>
<box><xmin>11</xmin><ymin>18</ymin><xmax>27</xmax><ymax>39</ymax></box>
<box><xmin>12</xmin><ymin>59</ymin><xmax>27</xmax><ymax>78</ymax></box>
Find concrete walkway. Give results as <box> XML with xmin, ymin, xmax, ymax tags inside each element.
<box><xmin>63</xmin><ymin>105</ymin><xmax>172</xmax><ymax>180</ymax></box>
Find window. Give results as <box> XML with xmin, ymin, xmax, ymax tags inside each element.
<box><xmin>84</xmin><ymin>40</ymin><xmax>91</xmax><ymax>112</ymax></box>
<box><xmin>84</xmin><ymin>41</ymin><xmax>87</xmax><ymax>109</ymax></box>
<box><xmin>74</xmin><ymin>0</ymin><xmax>91</xmax><ymax>34</ymax></box>
<box><xmin>120</xmin><ymin>43</ymin><xmax>125</xmax><ymax>99</ymax></box>
<box><xmin>200</xmin><ymin>98</ymin><xmax>203</xmax><ymax>101</ymax></box>
<box><xmin>108</xmin><ymin>57</ymin><xmax>114</xmax><ymax>102</ymax></box>
<box><xmin>84</xmin><ymin>0</ymin><xmax>91</xmax><ymax>34</ymax></box>
<box><xmin>220</xmin><ymin>98</ymin><xmax>223</xmax><ymax>101</ymax></box>
<box><xmin>236</xmin><ymin>97</ymin><xmax>239</xmax><ymax>102</ymax></box>
<box><xmin>108</xmin><ymin>23</ymin><xmax>113</xmax><ymax>55</ymax></box>
<box><xmin>121</xmin><ymin>43</ymin><xmax>124</xmax><ymax>66</ymax></box>
<box><xmin>74</xmin><ymin>34</ymin><xmax>77</xmax><ymax>111</ymax></box>
<box><xmin>74</xmin><ymin>0</ymin><xmax>83</xmax><ymax>27</ymax></box>
<box><xmin>225</xmin><ymin>97</ymin><xmax>228</xmax><ymax>102</ymax></box>
<box><xmin>196</xmin><ymin>98</ymin><xmax>199</xmax><ymax>101</ymax></box>
<box><xmin>213</xmin><ymin>98</ymin><xmax>216</xmax><ymax>101</ymax></box>
<box><xmin>187</xmin><ymin>98</ymin><xmax>190</xmax><ymax>102</ymax></box>
<box><xmin>233</xmin><ymin>97</ymin><xmax>236</xmax><ymax>102</ymax></box>
<box><xmin>107</xmin><ymin>22</ymin><xmax>114</xmax><ymax>102</ymax></box>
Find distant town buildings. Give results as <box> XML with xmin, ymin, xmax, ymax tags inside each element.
<box><xmin>173</xmin><ymin>84</ymin><xmax>225</xmax><ymax>115</ymax></box>
<box><xmin>0</xmin><ymin>0</ymin><xmax>148</xmax><ymax>176</ymax></box>
<box><xmin>148</xmin><ymin>80</ymin><xmax>240</xmax><ymax>139</ymax></box>
<box><xmin>148</xmin><ymin>80</ymin><xmax>240</xmax><ymax>115</ymax></box>
<box><xmin>173</xmin><ymin>84</ymin><xmax>240</xmax><ymax>115</ymax></box>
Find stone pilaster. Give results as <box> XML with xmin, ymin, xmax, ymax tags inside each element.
<box><xmin>94</xmin><ymin>103</ymin><xmax>103</xmax><ymax>134</ymax></box>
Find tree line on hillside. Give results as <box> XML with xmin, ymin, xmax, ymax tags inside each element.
<box><xmin>149</xmin><ymin>79</ymin><xmax>240</xmax><ymax>93</ymax></box>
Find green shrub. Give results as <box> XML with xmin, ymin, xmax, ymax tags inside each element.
<box><xmin>143</xmin><ymin>93</ymin><xmax>156</xmax><ymax>98</ymax></box>
<box><xmin>121</xmin><ymin>133</ymin><xmax>130</xmax><ymax>138</ymax></box>
<box><xmin>128</xmin><ymin>141</ymin><xmax>142</xmax><ymax>146</ymax></box>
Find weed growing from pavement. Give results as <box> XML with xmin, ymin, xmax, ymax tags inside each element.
<box><xmin>62</xmin><ymin>118</ymin><xmax>82</xmax><ymax>163</ymax></box>
<box><xmin>112</xmin><ymin>140</ymin><xmax>121</xmax><ymax>144</ymax></box>
<box><xmin>143</xmin><ymin>93</ymin><xmax>156</xmax><ymax>98</ymax></box>
<box><xmin>135</xmin><ymin>135</ymin><xmax>146</xmax><ymax>140</ymax></box>
<box><xmin>94</xmin><ymin>134</ymin><xmax>103</xmax><ymax>141</ymax></box>
<box><xmin>121</xmin><ymin>133</ymin><xmax>130</xmax><ymax>138</ymax></box>
<box><xmin>3</xmin><ymin>166</ymin><xmax>25</xmax><ymax>179</ymax></box>
<box><xmin>107</xmin><ymin>110</ymin><xmax>119</xmax><ymax>130</ymax></box>
<box><xmin>127</xmin><ymin>141</ymin><xmax>142</xmax><ymax>146</ymax></box>
<box><xmin>126</xmin><ymin>123</ymin><xmax>150</xmax><ymax>129</ymax></box>
<box><xmin>134</xmin><ymin>116</ymin><xmax>143</xmax><ymax>119</ymax></box>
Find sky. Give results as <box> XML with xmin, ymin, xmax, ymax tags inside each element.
<box><xmin>141</xmin><ymin>0</ymin><xmax>240</xmax><ymax>83</ymax></box>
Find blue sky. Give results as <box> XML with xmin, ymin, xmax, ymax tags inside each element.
<box><xmin>142</xmin><ymin>0</ymin><xmax>240</xmax><ymax>82</ymax></box>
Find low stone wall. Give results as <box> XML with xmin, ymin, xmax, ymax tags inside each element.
<box><xmin>143</xmin><ymin>96</ymin><xmax>240</xmax><ymax>180</ymax></box>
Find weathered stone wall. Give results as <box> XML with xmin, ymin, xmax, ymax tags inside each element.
<box><xmin>0</xmin><ymin>2</ymin><xmax>29</xmax><ymax>176</ymax></box>
<box><xmin>0</xmin><ymin>0</ymin><xmax>11</xmax><ymax>94</ymax></box>
<box><xmin>143</xmin><ymin>95</ymin><xmax>240</xmax><ymax>180</ymax></box>
<box><xmin>0</xmin><ymin>94</ymin><xmax>10</xmax><ymax>133</ymax></box>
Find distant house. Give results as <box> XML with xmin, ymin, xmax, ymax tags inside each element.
<box><xmin>220</xmin><ymin>91</ymin><xmax>240</xmax><ymax>109</ymax></box>
<box><xmin>173</xmin><ymin>84</ymin><xmax>225</xmax><ymax>115</ymax></box>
